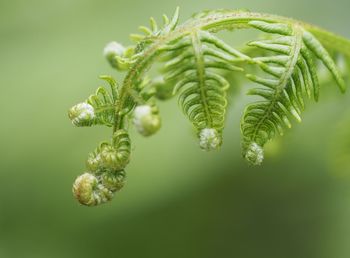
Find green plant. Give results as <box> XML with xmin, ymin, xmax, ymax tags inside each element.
<box><xmin>69</xmin><ymin>7</ymin><xmax>350</xmax><ymax>206</ymax></box>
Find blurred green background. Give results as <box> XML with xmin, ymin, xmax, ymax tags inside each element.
<box><xmin>1</xmin><ymin>0</ymin><xmax>350</xmax><ymax>257</ymax></box>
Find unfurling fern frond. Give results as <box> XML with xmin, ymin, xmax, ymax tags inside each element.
<box><xmin>161</xmin><ymin>30</ymin><xmax>247</xmax><ymax>150</ymax></box>
<box><xmin>69</xmin><ymin>7</ymin><xmax>350</xmax><ymax>206</ymax></box>
<box><xmin>86</xmin><ymin>130</ymin><xmax>130</xmax><ymax>173</ymax></box>
<box><xmin>74</xmin><ymin>129</ymin><xmax>130</xmax><ymax>206</ymax></box>
<box><xmin>72</xmin><ymin>173</ymin><xmax>113</xmax><ymax>206</ymax></box>
<box><xmin>73</xmin><ymin>171</ymin><xmax>126</xmax><ymax>206</ymax></box>
<box><xmin>241</xmin><ymin>21</ymin><xmax>345</xmax><ymax>165</ymax></box>
<box><xmin>68</xmin><ymin>76</ymin><xmax>118</xmax><ymax>127</ymax></box>
<box><xmin>104</xmin><ymin>42</ymin><xmax>137</xmax><ymax>71</ymax></box>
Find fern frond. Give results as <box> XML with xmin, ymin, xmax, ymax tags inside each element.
<box><xmin>162</xmin><ymin>30</ymin><xmax>246</xmax><ymax>150</ymax></box>
<box><xmin>241</xmin><ymin>21</ymin><xmax>345</xmax><ymax>165</ymax></box>
<box><xmin>87</xmin><ymin>87</ymin><xmax>115</xmax><ymax>126</ymax></box>
<box><xmin>68</xmin><ymin>76</ymin><xmax>118</xmax><ymax>127</ymax></box>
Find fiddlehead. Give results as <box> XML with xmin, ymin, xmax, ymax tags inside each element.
<box><xmin>69</xmin><ymin>76</ymin><xmax>117</xmax><ymax>127</ymax></box>
<box><xmin>69</xmin><ymin>7</ymin><xmax>350</xmax><ymax>206</ymax></box>
<box><xmin>133</xmin><ymin>104</ymin><xmax>161</xmax><ymax>136</ymax></box>
<box><xmin>73</xmin><ymin>129</ymin><xmax>130</xmax><ymax>206</ymax></box>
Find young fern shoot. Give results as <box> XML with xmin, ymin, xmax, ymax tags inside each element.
<box><xmin>68</xmin><ymin>7</ymin><xmax>350</xmax><ymax>206</ymax></box>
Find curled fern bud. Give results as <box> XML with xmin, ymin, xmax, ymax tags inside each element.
<box><xmin>101</xmin><ymin>170</ymin><xmax>126</xmax><ymax>192</ymax></box>
<box><xmin>86</xmin><ymin>131</ymin><xmax>131</xmax><ymax>173</ymax></box>
<box><xmin>103</xmin><ymin>41</ymin><xmax>131</xmax><ymax>70</ymax></box>
<box><xmin>99</xmin><ymin>143</ymin><xmax>128</xmax><ymax>171</ymax></box>
<box><xmin>112</xmin><ymin>129</ymin><xmax>131</xmax><ymax>167</ymax></box>
<box><xmin>199</xmin><ymin>128</ymin><xmax>222</xmax><ymax>151</ymax></box>
<box><xmin>244</xmin><ymin>142</ymin><xmax>264</xmax><ymax>166</ymax></box>
<box><xmin>72</xmin><ymin>173</ymin><xmax>113</xmax><ymax>206</ymax></box>
<box><xmin>99</xmin><ymin>143</ymin><xmax>119</xmax><ymax>170</ymax></box>
<box><xmin>151</xmin><ymin>76</ymin><xmax>175</xmax><ymax>101</ymax></box>
<box><xmin>133</xmin><ymin>105</ymin><xmax>161</xmax><ymax>136</ymax></box>
<box><xmin>104</xmin><ymin>41</ymin><xmax>124</xmax><ymax>57</ymax></box>
<box><xmin>68</xmin><ymin>103</ymin><xmax>95</xmax><ymax>127</ymax></box>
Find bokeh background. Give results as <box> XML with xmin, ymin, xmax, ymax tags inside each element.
<box><xmin>1</xmin><ymin>0</ymin><xmax>350</xmax><ymax>257</ymax></box>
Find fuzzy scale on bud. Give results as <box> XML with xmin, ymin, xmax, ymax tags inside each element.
<box><xmin>244</xmin><ymin>142</ymin><xmax>264</xmax><ymax>166</ymax></box>
<box><xmin>72</xmin><ymin>173</ymin><xmax>114</xmax><ymax>206</ymax></box>
<box><xmin>133</xmin><ymin>105</ymin><xmax>161</xmax><ymax>136</ymax></box>
<box><xmin>199</xmin><ymin>128</ymin><xmax>222</xmax><ymax>151</ymax></box>
<box><xmin>68</xmin><ymin>103</ymin><xmax>95</xmax><ymax>127</ymax></box>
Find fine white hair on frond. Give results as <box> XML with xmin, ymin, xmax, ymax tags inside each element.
<box><xmin>103</xmin><ymin>41</ymin><xmax>125</xmax><ymax>58</ymax></box>
<box><xmin>199</xmin><ymin>128</ymin><xmax>222</xmax><ymax>151</ymax></box>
